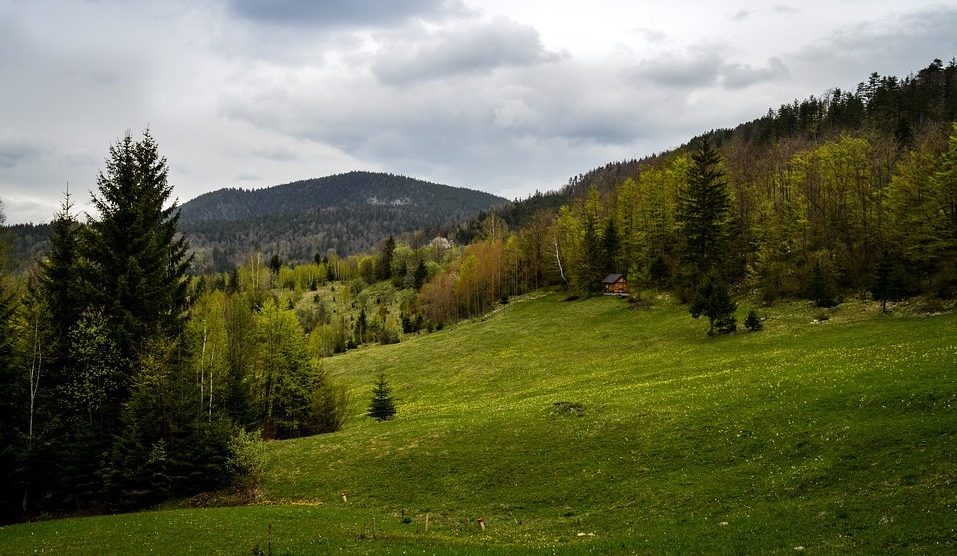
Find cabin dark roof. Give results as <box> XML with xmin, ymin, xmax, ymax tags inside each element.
<box><xmin>601</xmin><ymin>273</ymin><xmax>624</xmax><ymax>284</ymax></box>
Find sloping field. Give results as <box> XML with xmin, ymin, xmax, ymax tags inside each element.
<box><xmin>2</xmin><ymin>293</ymin><xmax>955</xmax><ymax>554</ymax></box>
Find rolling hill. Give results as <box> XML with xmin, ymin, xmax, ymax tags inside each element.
<box><xmin>179</xmin><ymin>171</ymin><xmax>507</xmax><ymax>271</ymax></box>
<box><xmin>2</xmin><ymin>292</ymin><xmax>953</xmax><ymax>553</ymax></box>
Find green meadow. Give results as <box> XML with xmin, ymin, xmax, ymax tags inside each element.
<box><xmin>2</xmin><ymin>292</ymin><xmax>955</xmax><ymax>554</ymax></box>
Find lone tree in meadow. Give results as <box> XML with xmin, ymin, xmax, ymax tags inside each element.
<box><xmin>367</xmin><ymin>373</ymin><xmax>396</xmax><ymax>421</ymax></box>
<box><xmin>690</xmin><ymin>269</ymin><xmax>737</xmax><ymax>336</ymax></box>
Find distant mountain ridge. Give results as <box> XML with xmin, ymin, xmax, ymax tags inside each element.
<box><xmin>179</xmin><ymin>171</ymin><xmax>507</xmax><ymax>271</ymax></box>
<box><xmin>180</xmin><ymin>171</ymin><xmax>504</xmax><ymax>223</ymax></box>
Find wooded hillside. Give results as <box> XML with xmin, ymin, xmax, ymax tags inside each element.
<box><xmin>179</xmin><ymin>171</ymin><xmax>506</xmax><ymax>271</ymax></box>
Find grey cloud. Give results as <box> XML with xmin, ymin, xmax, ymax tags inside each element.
<box><xmin>720</xmin><ymin>57</ymin><xmax>789</xmax><ymax>89</ymax></box>
<box><xmin>227</xmin><ymin>0</ymin><xmax>467</xmax><ymax>27</ymax></box>
<box><xmin>633</xmin><ymin>46</ymin><xmax>789</xmax><ymax>90</ymax></box>
<box><xmin>773</xmin><ymin>5</ymin><xmax>799</xmax><ymax>15</ymax></box>
<box><xmin>792</xmin><ymin>7</ymin><xmax>957</xmax><ymax>90</ymax></box>
<box><xmin>0</xmin><ymin>139</ymin><xmax>46</xmax><ymax>168</ymax></box>
<box><xmin>730</xmin><ymin>10</ymin><xmax>751</xmax><ymax>22</ymax></box>
<box><xmin>632</xmin><ymin>28</ymin><xmax>667</xmax><ymax>43</ymax></box>
<box><xmin>218</xmin><ymin>57</ymin><xmax>712</xmax><ymax>198</ymax></box>
<box><xmin>252</xmin><ymin>147</ymin><xmax>300</xmax><ymax>161</ymax></box>
<box><xmin>633</xmin><ymin>46</ymin><xmax>724</xmax><ymax>87</ymax></box>
<box><xmin>0</xmin><ymin>195</ymin><xmax>60</xmax><ymax>225</ymax></box>
<box><xmin>372</xmin><ymin>18</ymin><xmax>561</xmax><ymax>85</ymax></box>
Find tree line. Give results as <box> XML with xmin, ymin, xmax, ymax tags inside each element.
<box><xmin>0</xmin><ymin>132</ymin><xmax>349</xmax><ymax>523</ymax></box>
<box><xmin>414</xmin><ymin>121</ymin><xmax>957</xmax><ymax>331</ymax></box>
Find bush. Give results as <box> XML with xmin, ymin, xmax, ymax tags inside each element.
<box><xmin>744</xmin><ymin>309</ymin><xmax>763</xmax><ymax>331</ymax></box>
<box><xmin>227</xmin><ymin>428</ymin><xmax>266</xmax><ymax>492</ymax></box>
<box><xmin>310</xmin><ymin>376</ymin><xmax>351</xmax><ymax>433</ymax></box>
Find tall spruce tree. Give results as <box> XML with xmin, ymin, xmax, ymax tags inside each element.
<box><xmin>82</xmin><ymin>130</ymin><xmax>190</xmax><ymax>428</ymax></box>
<box><xmin>377</xmin><ymin>236</ymin><xmax>396</xmax><ymax>281</ymax></box>
<box><xmin>676</xmin><ymin>139</ymin><xmax>732</xmax><ymax>294</ymax></box>
<box><xmin>36</xmin><ymin>193</ymin><xmax>85</xmax><ymax>405</ymax></box>
<box><xmin>577</xmin><ymin>215</ymin><xmax>603</xmax><ymax>294</ymax></box>
<box><xmin>602</xmin><ymin>218</ymin><xmax>620</xmax><ymax>276</ymax></box>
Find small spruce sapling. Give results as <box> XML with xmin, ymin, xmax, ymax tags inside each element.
<box><xmin>368</xmin><ymin>373</ymin><xmax>396</xmax><ymax>421</ymax></box>
<box><xmin>744</xmin><ymin>309</ymin><xmax>763</xmax><ymax>331</ymax></box>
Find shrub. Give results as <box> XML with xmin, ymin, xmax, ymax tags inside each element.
<box><xmin>227</xmin><ymin>428</ymin><xmax>266</xmax><ymax>492</ymax></box>
<box><xmin>744</xmin><ymin>309</ymin><xmax>763</xmax><ymax>331</ymax></box>
<box><xmin>310</xmin><ymin>375</ymin><xmax>351</xmax><ymax>433</ymax></box>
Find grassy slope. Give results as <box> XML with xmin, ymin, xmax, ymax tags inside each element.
<box><xmin>2</xmin><ymin>293</ymin><xmax>955</xmax><ymax>554</ymax></box>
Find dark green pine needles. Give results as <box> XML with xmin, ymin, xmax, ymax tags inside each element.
<box><xmin>367</xmin><ymin>373</ymin><xmax>396</xmax><ymax>421</ymax></box>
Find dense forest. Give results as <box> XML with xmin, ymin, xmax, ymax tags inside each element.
<box><xmin>427</xmin><ymin>58</ymin><xmax>957</xmax><ymax>328</ymax></box>
<box><xmin>0</xmin><ymin>58</ymin><xmax>955</xmax><ymax>524</ymax></box>
<box><xmin>0</xmin><ymin>133</ymin><xmax>350</xmax><ymax>522</ymax></box>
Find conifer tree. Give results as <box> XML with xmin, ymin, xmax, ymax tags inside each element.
<box><xmin>0</xmin><ymin>201</ymin><xmax>25</xmax><ymax>521</ymax></box>
<box><xmin>82</xmin><ymin>130</ymin><xmax>190</xmax><ymax>417</ymax></box>
<box><xmin>808</xmin><ymin>258</ymin><xmax>839</xmax><ymax>308</ymax></box>
<box><xmin>871</xmin><ymin>250</ymin><xmax>895</xmax><ymax>313</ymax></box>
<box><xmin>367</xmin><ymin>373</ymin><xmax>396</xmax><ymax>421</ymax></box>
<box><xmin>689</xmin><ymin>269</ymin><xmax>737</xmax><ymax>336</ymax></box>
<box><xmin>577</xmin><ymin>216</ymin><xmax>603</xmax><ymax>294</ymax></box>
<box><xmin>36</xmin><ymin>193</ymin><xmax>85</xmax><ymax>404</ymax></box>
<box><xmin>744</xmin><ymin>308</ymin><xmax>763</xmax><ymax>331</ymax></box>
<box><xmin>377</xmin><ymin>236</ymin><xmax>396</xmax><ymax>281</ymax></box>
<box><xmin>676</xmin><ymin>139</ymin><xmax>732</xmax><ymax>294</ymax></box>
<box><xmin>413</xmin><ymin>259</ymin><xmax>428</xmax><ymax>290</ymax></box>
<box><xmin>602</xmin><ymin>218</ymin><xmax>620</xmax><ymax>275</ymax></box>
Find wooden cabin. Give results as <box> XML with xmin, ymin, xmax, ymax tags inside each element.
<box><xmin>601</xmin><ymin>273</ymin><xmax>629</xmax><ymax>295</ymax></box>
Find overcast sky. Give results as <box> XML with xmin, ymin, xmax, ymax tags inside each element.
<box><xmin>1</xmin><ymin>0</ymin><xmax>955</xmax><ymax>224</ymax></box>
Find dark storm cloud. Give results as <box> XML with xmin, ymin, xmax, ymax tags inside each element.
<box><xmin>226</xmin><ymin>0</ymin><xmax>467</xmax><ymax>27</ymax></box>
<box><xmin>372</xmin><ymin>18</ymin><xmax>561</xmax><ymax>85</ymax></box>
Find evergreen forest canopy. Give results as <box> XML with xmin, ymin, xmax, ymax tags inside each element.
<box><xmin>0</xmin><ymin>57</ymin><xmax>955</xmax><ymax>526</ymax></box>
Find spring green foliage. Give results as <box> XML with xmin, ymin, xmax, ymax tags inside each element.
<box><xmin>255</xmin><ymin>298</ymin><xmax>320</xmax><ymax>438</ymax></box>
<box><xmin>226</xmin><ymin>428</ymin><xmax>266</xmax><ymax>491</ymax></box>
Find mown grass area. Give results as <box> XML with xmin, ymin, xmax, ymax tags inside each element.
<box><xmin>2</xmin><ymin>292</ymin><xmax>955</xmax><ymax>554</ymax></box>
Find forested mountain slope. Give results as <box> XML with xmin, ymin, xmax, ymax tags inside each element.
<box><xmin>438</xmin><ymin>58</ymin><xmax>957</xmax><ymax>311</ymax></box>
<box><xmin>179</xmin><ymin>171</ymin><xmax>506</xmax><ymax>271</ymax></box>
